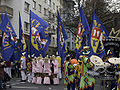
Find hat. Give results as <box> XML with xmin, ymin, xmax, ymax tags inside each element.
<box><xmin>22</xmin><ymin>52</ymin><xmax>26</xmax><ymax>56</ymax></box>
<box><xmin>83</xmin><ymin>46</ymin><xmax>90</xmax><ymax>55</ymax></box>
<box><xmin>107</xmin><ymin>49</ymin><xmax>114</xmax><ymax>56</ymax></box>
<box><xmin>44</xmin><ymin>56</ymin><xmax>49</xmax><ymax>63</ymax></box>
<box><xmin>31</xmin><ymin>54</ymin><xmax>35</xmax><ymax>58</ymax></box>
<box><xmin>51</xmin><ymin>55</ymin><xmax>56</xmax><ymax>60</ymax></box>
<box><xmin>83</xmin><ymin>46</ymin><xmax>89</xmax><ymax>50</ymax></box>
<box><xmin>79</xmin><ymin>55</ymin><xmax>83</xmax><ymax>58</ymax></box>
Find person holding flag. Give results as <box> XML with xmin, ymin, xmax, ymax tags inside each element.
<box><xmin>76</xmin><ymin>7</ymin><xmax>90</xmax><ymax>60</ymax></box>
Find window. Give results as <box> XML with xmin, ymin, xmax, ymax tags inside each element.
<box><xmin>53</xmin><ymin>2</ymin><xmax>55</xmax><ymax>10</ymax></box>
<box><xmin>48</xmin><ymin>0</ymin><xmax>51</xmax><ymax>7</ymax></box>
<box><xmin>67</xmin><ymin>42</ymin><xmax>70</xmax><ymax>47</ymax></box>
<box><xmin>33</xmin><ymin>0</ymin><xmax>36</xmax><ymax>10</ymax></box>
<box><xmin>24</xmin><ymin>2</ymin><xmax>29</xmax><ymax>13</ymax></box>
<box><xmin>44</xmin><ymin>8</ymin><xmax>47</xmax><ymax>15</ymax></box>
<box><xmin>38</xmin><ymin>4</ymin><xmax>41</xmax><ymax>12</ymax></box>
<box><xmin>53</xmin><ymin>26</ymin><xmax>54</xmax><ymax>30</ymax></box>
<box><xmin>24</xmin><ymin>22</ymin><xmax>29</xmax><ymax>33</ymax></box>
<box><xmin>48</xmin><ymin>11</ymin><xmax>51</xmax><ymax>18</ymax></box>
<box><xmin>53</xmin><ymin>37</ymin><xmax>55</xmax><ymax>44</ymax></box>
<box><xmin>44</xmin><ymin>0</ymin><xmax>47</xmax><ymax>3</ymax></box>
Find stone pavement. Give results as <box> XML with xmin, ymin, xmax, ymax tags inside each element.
<box><xmin>5</xmin><ymin>77</ymin><xmax>110</xmax><ymax>90</ymax></box>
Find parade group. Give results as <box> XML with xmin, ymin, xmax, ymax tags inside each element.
<box><xmin>0</xmin><ymin>45</ymin><xmax>97</xmax><ymax>90</ymax></box>
<box><xmin>1</xmin><ymin>45</ymin><xmax>117</xmax><ymax>90</ymax></box>
<box><xmin>0</xmin><ymin>5</ymin><xmax>119</xmax><ymax>90</ymax></box>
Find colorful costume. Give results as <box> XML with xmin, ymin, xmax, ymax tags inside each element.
<box><xmin>52</xmin><ymin>57</ymin><xmax>59</xmax><ymax>84</ymax></box>
<box><xmin>27</xmin><ymin>59</ymin><xmax>32</xmax><ymax>83</ymax></box>
<box><xmin>64</xmin><ymin>60</ymin><xmax>75</xmax><ymax>90</ymax></box>
<box><xmin>43</xmin><ymin>57</ymin><xmax>51</xmax><ymax>84</ymax></box>
<box><xmin>32</xmin><ymin>59</ymin><xmax>37</xmax><ymax>83</ymax></box>
<box><xmin>75</xmin><ymin>55</ymin><xmax>95</xmax><ymax>90</ymax></box>
<box><xmin>56</xmin><ymin>56</ymin><xmax>62</xmax><ymax>79</ymax></box>
<box><xmin>36</xmin><ymin>57</ymin><xmax>43</xmax><ymax>84</ymax></box>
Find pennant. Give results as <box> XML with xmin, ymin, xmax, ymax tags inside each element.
<box><xmin>19</xmin><ymin>12</ymin><xmax>28</xmax><ymax>59</ymax></box>
<box><xmin>30</xmin><ymin>10</ymin><xmax>49</xmax><ymax>57</ymax></box>
<box><xmin>76</xmin><ymin>7</ymin><xmax>90</xmax><ymax>60</ymax></box>
<box><xmin>57</xmin><ymin>11</ymin><xmax>68</xmax><ymax>65</ymax></box>
<box><xmin>89</xmin><ymin>11</ymin><xmax>109</xmax><ymax>58</ymax></box>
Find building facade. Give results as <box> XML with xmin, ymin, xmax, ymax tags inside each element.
<box><xmin>0</xmin><ymin>0</ymin><xmax>62</xmax><ymax>55</ymax></box>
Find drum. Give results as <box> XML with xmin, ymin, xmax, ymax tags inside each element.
<box><xmin>108</xmin><ymin>58</ymin><xmax>120</xmax><ymax>65</ymax></box>
<box><xmin>90</xmin><ymin>55</ymin><xmax>104</xmax><ymax>66</ymax></box>
<box><xmin>87</xmin><ymin>71</ymin><xmax>100</xmax><ymax>76</ymax></box>
<box><xmin>94</xmin><ymin>65</ymin><xmax>105</xmax><ymax>74</ymax></box>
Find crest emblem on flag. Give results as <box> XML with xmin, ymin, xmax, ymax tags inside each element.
<box><xmin>58</xmin><ymin>22</ymin><xmax>64</xmax><ymax>47</ymax></box>
<box><xmin>31</xmin><ymin>25</ymin><xmax>40</xmax><ymax>51</ymax></box>
<box><xmin>3</xmin><ymin>33</ymin><xmax>11</xmax><ymax>49</ymax></box>
<box><xmin>91</xmin><ymin>26</ymin><xmax>102</xmax><ymax>53</ymax></box>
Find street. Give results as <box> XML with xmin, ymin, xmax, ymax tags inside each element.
<box><xmin>5</xmin><ymin>77</ymin><xmax>108</xmax><ymax>90</ymax></box>
<box><xmin>7</xmin><ymin>78</ymin><xmax>64</xmax><ymax>90</ymax></box>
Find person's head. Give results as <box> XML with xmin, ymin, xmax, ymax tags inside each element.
<box><xmin>66</xmin><ymin>56</ymin><xmax>71</xmax><ymax>61</ymax></box>
<box><xmin>44</xmin><ymin>55</ymin><xmax>49</xmax><ymax>63</ymax></box>
<box><xmin>79</xmin><ymin>55</ymin><xmax>84</xmax><ymax>61</ymax></box>
<box><xmin>51</xmin><ymin>55</ymin><xmax>56</xmax><ymax>61</ymax></box>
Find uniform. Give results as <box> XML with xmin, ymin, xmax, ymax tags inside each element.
<box><xmin>20</xmin><ymin>55</ymin><xmax>27</xmax><ymax>82</ymax></box>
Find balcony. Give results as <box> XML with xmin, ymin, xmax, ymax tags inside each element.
<box><xmin>0</xmin><ymin>5</ymin><xmax>13</xmax><ymax>17</ymax></box>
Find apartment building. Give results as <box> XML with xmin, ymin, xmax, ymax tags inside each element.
<box><xmin>0</xmin><ymin>0</ymin><xmax>62</xmax><ymax>55</ymax></box>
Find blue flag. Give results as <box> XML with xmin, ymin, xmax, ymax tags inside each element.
<box><xmin>57</xmin><ymin>11</ymin><xmax>68</xmax><ymax>65</ymax></box>
<box><xmin>39</xmin><ymin>30</ymin><xmax>51</xmax><ymax>57</ymax></box>
<box><xmin>89</xmin><ymin>11</ymin><xmax>109</xmax><ymax>58</ymax></box>
<box><xmin>30</xmin><ymin>10</ymin><xmax>50</xmax><ymax>57</ymax></box>
<box><xmin>0</xmin><ymin>13</ymin><xmax>17</xmax><ymax>61</ymax></box>
<box><xmin>0</xmin><ymin>11</ymin><xmax>17</xmax><ymax>37</ymax></box>
<box><xmin>76</xmin><ymin>7</ymin><xmax>90</xmax><ymax>60</ymax></box>
<box><xmin>19</xmin><ymin>12</ymin><xmax>28</xmax><ymax>59</ymax></box>
<box><xmin>1</xmin><ymin>32</ymin><xmax>14</xmax><ymax>61</ymax></box>
<box><xmin>11</xmin><ymin>42</ymin><xmax>21</xmax><ymax>61</ymax></box>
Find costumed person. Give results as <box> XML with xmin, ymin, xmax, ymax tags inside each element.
<box><xmin>0</xmin><ymin>56</ymin><xmax>5</xmax><ymax>90</ymax></box>
<box><xmin>32</xmin><ymin>55</ymin><xmax>37</xmax><ymax>84</ymax></box>
<box><xmin>77</xmin><ymin>46</ymin><xmax>95</xmax><ymax>90</ymax></box>
<box><xmin>36</xmin><ymin>54</ymin><xmax>44</xmax><ymax>84</ymax></box>
<box><xmin>56</xmin><ymin>56</ymin><xmax>62</xmax><ymax>79</ymax></box>
<box><xmin>51</xmin><ymin>55</ymin><xmax>59</xmax><ymax>84</ymax></box>
<box><xmin>64</xmin><ymin>56</ymin><xmax>75</xmax><ymax>90</ymax></box>
<box><xmin>20</xmin><ymin>52</ymin><xmax>27</xmax><ymax>82</ymax></box>
<box><xmin>4</xmin><ymin>60</ymin><xmax>12</xmax><ymax>78</ymax></box>
<box><xmin>27</xmin><ymin>55</ymin><xmax>32</xmax><ymax>83</ymax></box>
<box><xmin>43</xmin><ymin>55</ymin><xmax>51</xmax><ymax>84</ymax></box>
<box><xmin>105</xmin><ymin>49</ymin><xmax>116</xmax><ymax>90</ymax></box>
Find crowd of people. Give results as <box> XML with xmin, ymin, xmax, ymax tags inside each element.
<box><xmin>0</xmin><ymin>53</ymin><xmax>62</xmax><ymax>89</ymax></box>
<box><xmin>64</xmin><ymin>46</ymin><xmax>95</xmax><ymax>90</ymax></box>
<box><xmin>0</xmin><ymin>45</ymin><xmax>119</xmax><ymax>90</ymax></box>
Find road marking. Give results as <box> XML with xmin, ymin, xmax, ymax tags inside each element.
<box><xmin>12</xmin><ymin>86</ymin><xmax>39</xmax><ymax>89</ymax></box>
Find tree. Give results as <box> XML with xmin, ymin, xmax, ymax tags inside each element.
<box><xmin>76</xmin><ymin>0</ymin><xmax>120</xmax><ymax>32</ymax></box>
